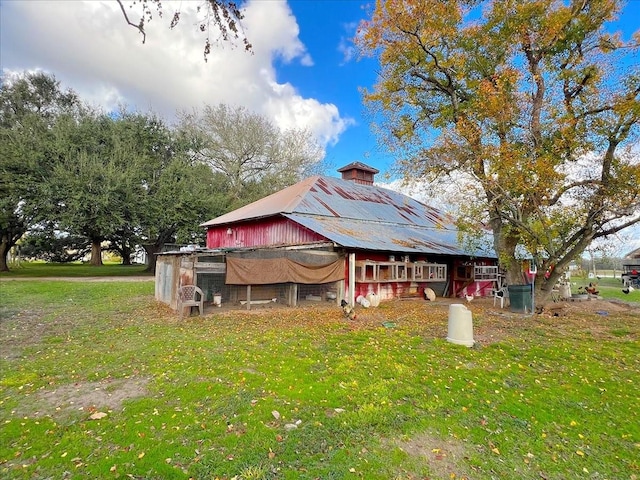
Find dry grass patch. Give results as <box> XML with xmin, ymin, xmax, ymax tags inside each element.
<box><xmin>395</xmin><ymin>432</ymin><xmax>474</xmax><ymax>480</ymax></box>
<box><xmin>17</xmin><ymin>377</ymin><xmax>152</xmax><ymax>419</ymax></box>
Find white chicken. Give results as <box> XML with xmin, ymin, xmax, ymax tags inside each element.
<box><xmin>465</xmin><ymin>294</ymin><xmax>475</xmax><ymax>303</ymax></box>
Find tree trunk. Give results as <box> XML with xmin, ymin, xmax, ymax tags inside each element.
<box><xmin>121</xmin><ymin>244</ymin><xmax>132</xmax><ymax>265</ymax></box>
<box><xmin>142</xmin><ymin>230</ymin><xmax>176</xmax><ymax>274</ymax></box>
<box><xmin>0</xmin><ymin>239</ymin><xmax>9</xmax><ymax>272</ymax></box>
<box><xmin>491</xmin><ymin>225</ymin><xmax>522</xmax><ymax>286</ymax></box>
<box><xmin>90</xmin><ymin>239</ymin><xmax>103</xmax><ymax>266</ymax></box>
<box><xmin>1</xmin><ymin>227</ymin><xmax>25</xmax><ymax>272</ymax></box>
<box><xmin>533</xmin><ymin>281</ymin><xmax>553</xmax><ymax>307</ymax></box>
<box><xmin>143</xmin><ymin>243</ymin><xmax>162</xmax><ymax>274</ymax></box>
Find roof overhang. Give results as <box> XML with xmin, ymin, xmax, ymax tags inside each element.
<box><xmin>285</xmin><ymin>213</ymin><xmax>496</xmax><ymax>258</ymax></box>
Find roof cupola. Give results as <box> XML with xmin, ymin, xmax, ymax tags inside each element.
<box><xmin>337</xmin><ymin>162</ymin><xmax>379</xmax><ymax>186</ymax></box>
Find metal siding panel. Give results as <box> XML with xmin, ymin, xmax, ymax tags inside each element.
<box><xmin>206</xmin><ymin>217</ymin><xmax>325</xmax><ymax>249</ymax></box>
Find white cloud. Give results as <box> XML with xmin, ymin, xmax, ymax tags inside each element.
<box><xmin>0</xmin><ymin>0</ymin><xmax>348</xmax><ymax>149</ymax></box>
<box><xmin>243</xmin><ymin>0</ymin><xmax>313</xmax><ymax>66</ymax></box>
<box><xmin>338</xmin><ymin>22</ymin><xmax>359</xmax><ymax>64</ymax></box>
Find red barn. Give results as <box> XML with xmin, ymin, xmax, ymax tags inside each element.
<box><xmin>156</xmin><ymin>163</ymin><xmax>501</xmax><ymax>311</ymax></box>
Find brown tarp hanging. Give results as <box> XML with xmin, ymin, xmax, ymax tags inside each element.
<box><xmin>226</xmin><ymin>256</ymin><xmax>344</xmax><ymax>285</ymax></box>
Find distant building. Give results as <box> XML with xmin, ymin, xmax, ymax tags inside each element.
<box><xmin>622</xmin><ymin>247</ymin><xmax>640</xmax><ymax>287</ymax></box>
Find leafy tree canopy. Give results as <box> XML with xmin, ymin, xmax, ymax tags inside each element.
<box><xmin>0</xmin><ymin>71</ymin><xmax>81</xmax><ymax>271</ymax></box>
<box><xmin>357</xmin><ymin>0</ymin><xmax>640</xmax><ymax>300</ymax></box>
<box><xmin>19</xmin><ymin>224</ymin><xmax>90</xmax><ymax>263</ymax></box>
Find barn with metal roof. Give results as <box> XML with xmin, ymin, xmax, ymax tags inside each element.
<box><xmin>156</xmin><ymin>163</ymin><xmax>500</xmax><ymax>311</ymax></box>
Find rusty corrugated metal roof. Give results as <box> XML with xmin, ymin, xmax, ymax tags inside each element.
<box><xmin>200</xmin><ymin>175</ymin><xmax>495</xmax><ymax>257</ymax></box>
<box><xmin>200</xmin><ymin>176</ymin><xmax>320</xmax><ymax>227</ymax></box>
<box><xmin>201</xmin><ymin>175</ymin><xmax>452</xmax><ymax>228</ymax></box>
<box><xmin>284</xmin><ymin>214</ymin><xmax>494</xmax><ymax>257</ymax></box>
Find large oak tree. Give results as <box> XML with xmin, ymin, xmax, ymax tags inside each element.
<box><xmin>357</xmin><ymin>0</ymin><xmax>640</xmax><ymax>302</ymax></box>
<box><xmin>51</xmin><ymin>109</ymin><xmax>228</xmax><ymax>271</ymax></box>
<box><xmin>0</xmin><ymin>72</ymin><xmax>79</xmax><ymax>271</ymax></box>
<box><xmin>50</xmin><ymin>112</ymin><xmax>143</xmax><ymax>267</ymax></box>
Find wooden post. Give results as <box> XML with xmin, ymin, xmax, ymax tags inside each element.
<box><xmin>348</xmin><ymin>253</ymin><xmax>356</xmax><ymax>306</ymax></box>
<box><xmin>247</xmin><ymin>285</ymin><xmax>251</xmax><ymax>310</ymax></box>
<box><xmin>336</xmin><ymin>280</ymin><xmax>345</xmax><ymax>306</ymax></box>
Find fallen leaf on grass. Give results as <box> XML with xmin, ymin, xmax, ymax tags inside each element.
<box><xmin>88</xmin><ymin>412</ymin><xmax>107</xmax><ymax>420</ymax></box>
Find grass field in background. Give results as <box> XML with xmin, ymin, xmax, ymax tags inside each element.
<box><xmin>1</xmin><ymin>276</ymin><xmax>638</xmax><ymax>479</ymax></box>
<box><xmin>569</xmin><ymin>275</ymin><xmax>635</xmax><ymax>302</ymax></box>
<box><xmin>0</xmin><ymin>261</ymin><xmax>151</xmax><ymax>277</ymax></box>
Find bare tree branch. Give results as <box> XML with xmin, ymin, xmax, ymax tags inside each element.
<box><xmin>116</xmin><ymin>0</ymin><xmax>146</xmax><ymax>44</ymax></box>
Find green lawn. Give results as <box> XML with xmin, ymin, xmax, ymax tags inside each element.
<box><xmin>0</xmin><ymin>261</ymin><xmax>151</xmax><ymax>277</ymax></box>
<box><xmin>571</xmin><ymin>275</ymin><xmax>635</xmax><ymax>302</ymax></box>
<box><xmin>0</xmin><ymin>275</ymin><xmax>639</xmax><ymax>479</ymax></box>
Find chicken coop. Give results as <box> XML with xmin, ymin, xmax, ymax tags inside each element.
<box><xmin>155</xmin><ymin>245</ymin><xmax>345</xmax><ymax>311</ymax></box>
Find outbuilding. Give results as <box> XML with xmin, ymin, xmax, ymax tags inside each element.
<box><xmin>622</xmin><ymin>247</ymin><xmax>640</xmax><ymax>287</ymax></box>
<box><xmin>156</xmin><ymin>163</ymin><xmax>501</xmax><ymax>311</ymax></box>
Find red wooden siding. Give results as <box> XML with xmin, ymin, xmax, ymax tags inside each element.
<box><xmin>206</xmin><ymin>217</ymin><xmax>327</xmax><ymax>249</ymax></box>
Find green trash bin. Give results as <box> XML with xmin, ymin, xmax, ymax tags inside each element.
<box><xmin>508</xmin><ymin>284</ymin><xmax>533</xmax><ymax>313</ymax></box>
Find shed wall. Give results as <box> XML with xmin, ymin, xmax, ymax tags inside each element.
<box><xmin>206</xmin><ymin>217</ymin><xmax>326</xmax><ymax>249</ymax></box>
<box><xmin>155</xmin><ymin>254</ymin><xmax>195</xmax><ymax>309</ymax></box>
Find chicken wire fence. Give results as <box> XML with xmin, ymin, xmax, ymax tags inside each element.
<box><xmin>196</xmin><ymin>273</ymin><xmax>339</xmax><ymax>308</ymax></box>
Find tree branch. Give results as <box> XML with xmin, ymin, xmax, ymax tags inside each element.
<box><xmin>116</xmin><ymin>0</ymin><xmax>146</xmax><ymax>44</ymax></box>
<box><xmin>548</xmin><ymin>179</ymin><xmax>599</xmax><ymax>206</ymax></box>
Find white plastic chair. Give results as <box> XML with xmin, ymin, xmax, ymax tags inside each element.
<box><xmin>178</xmin><ymin>285</ymin><xmax>205</xmax><ymax>318</ymax></box>
<box><xmin>493</xmin><ymin>286</ymin><xmax>507</xmax><ymax>308</ymax></box>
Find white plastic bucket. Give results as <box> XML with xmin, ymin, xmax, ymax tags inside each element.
<box><xmin>356</xmin><ymin>295</ymin><xmax>370</xmax><ymax>308</ymax></box>
<box><xmin>446</xmin><ymin>304</ymin><xmax>474</xmax><ymax>347</ymax></box>
<box><xmin>213</xmin><ymin>293</ymin><xmax>222</xmax><ymax>307</ymax></box>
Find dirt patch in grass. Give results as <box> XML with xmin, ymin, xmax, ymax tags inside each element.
<box><xmin>0</xmin><ymin>308</ymin><xmax>68</xmax><ymax>360</ymax></box>
<box><xmin>15</xmin><ymin>377</ymin><xmax>150</xmax><ymax>419</ymax></box>
<box><xmin>395</xmin><ymin>432</ymin><xmax>473</xmax><ymax>480</ymax></box>
<box><xmin>563</xmin><ymin>297</ymin><xmax>635</xmax><ymax>313</ymax></box>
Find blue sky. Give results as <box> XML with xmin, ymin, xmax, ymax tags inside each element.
<box><xmin>1</xmin><ymin>0</ymin><xmax>639</xmax><ymax>251</ymax></box>
<box><xmin>277</xmin><ymin>1</ymin><xmax>393</xmax><ymax>172</ymax></box>
<box><xmin>1</xmin><ymin>0</ymin><xmax>638</xmax><ymax>178</ymax></box>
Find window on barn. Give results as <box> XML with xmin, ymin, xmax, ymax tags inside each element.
<box><xmin>473</xmin><ymin>265</ymin><xmax>499</xmax><ymax>281</ymax></box>
<box><xmin>355</xmin><ymin>260</ymin><xmax>447</xmax><ymax>282</ymax></box>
